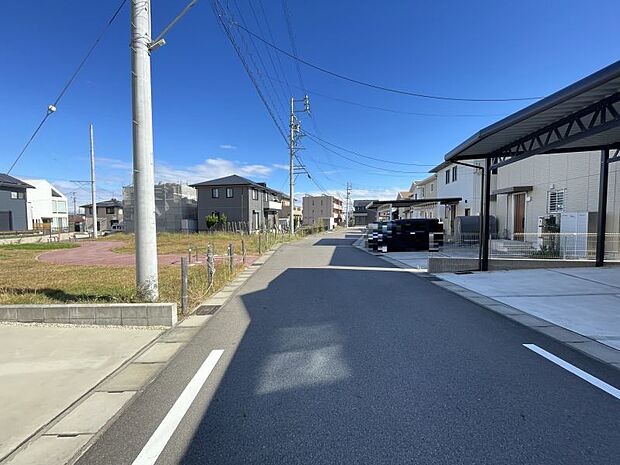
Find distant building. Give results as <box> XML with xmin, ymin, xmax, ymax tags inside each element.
<box><xmin>353</xmin><ymin>199</ymin><xmax>378</xmax><ymax>226</ymax></box>
<box><xmin>281</xmin><ymin>198</ymin><xmax>302</xmax><ymax>229</ymax></box>
<box><xmin>302</xmin><ymin>195</ymin><xmax>343</xmax><ymax>229</ymax></box>
<box><xmin>123</xmin><ymin>183</ymin><xmax>197</xmax><ymax>233</ymax></box>
<box><xmin>190</xmin><ymin>175</ymin><xmax>286</xmax><ymax>232</ymax></box>
<box><xmin>406</xmin><ymin>174</ymin><xmax>440</xmax><ymax>220</ymax></box>
<box><xmin>80</xmin><ymin>199</ymin><xmax>123</xmax><ymax>232</ymax></box>
<box><xmin>23</xmin><ymin>179</ymin><xmax>69</xmax><ymax>232</ymax></box>
<box><xmin>0</xmin><ymin>173</ymin><xmax>32</xmax><ymax>231</ymax></box>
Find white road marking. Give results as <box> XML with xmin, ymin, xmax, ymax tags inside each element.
<box><xmin>523</xmin><ymin>344</ymin><xmax>620</xmax><ymax>400</ymax></box>
<box><xmin>132</xmin><ymin>349</ymin><xmax>225</xmax><ymax>465</ymax></box>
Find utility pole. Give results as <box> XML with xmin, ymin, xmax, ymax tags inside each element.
<box><xmin>89</xmin><ymin>124</ymin><xmax>98</xmax><ymax>239</ymax></box>
<box><xmin>131</xmin><ymin>0</ymin><xmax>159</xmax><ymax>301</ymax></box>
<box><xmin>70</xmin><ymin>192</ymin><xmax>77</xmax><ymax>216</ymax></box>
<box><xmin>289</xmin><ymin>95</ymin><xmax>310</xmax><ymax>235</ymax></box>
<box><xmin>345</xmin><ymin>182</ymin><xmax>352</xmax><ymax>227</ymax></box>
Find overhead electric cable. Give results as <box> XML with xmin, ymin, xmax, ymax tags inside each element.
<box><xmin>232</xmin><ymin>21</ymin><xmax>543</xmax><ymax>102</ymax></box>
<box><xmin>7</xmin><ymin>0</ymin><xmax>128</xmax><ymax>173</ymax></box>
<box><xmin>304</xmin><ymin>132</ymin><xmax>435</xmax><ymax>167</ymax></box>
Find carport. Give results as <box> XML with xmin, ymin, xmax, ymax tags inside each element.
<box><xmin>445</xmin><ymin>60</ymin><xmax>620</xmax><ymax>270</ymax></box>
<box><xmin>366</xmin><ymin>198</ymin><xmax>462</xmax><ymax>220</ymax></box>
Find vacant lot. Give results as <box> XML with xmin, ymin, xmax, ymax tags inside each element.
<box><xmin>0</xmin><ymin>240</ymin><xmax>243</xmax><ymax>311</ymax></box>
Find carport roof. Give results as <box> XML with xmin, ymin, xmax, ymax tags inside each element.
<box><xmin>445</xmin><ymin>59</ymin><xmax>620</xmax><ymax>164</ymax></box>
<box><xmin>366</xmin><ymin>197</ymin><xmax>461</xmax><ymax>209</ymax></box>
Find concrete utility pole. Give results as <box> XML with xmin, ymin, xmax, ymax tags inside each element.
<box><xmin>289</xmin><ymin>97</ymin><xmax>295</xmax><ymax>235</ymax></box>
<box><xmin>131</xmin><ymin>0</ymin><xmax>159</xmax><ymax>301</ymax></box>
<box><xmin>89</xmin><ymin>124</ymin><xmax>98</xmax><ymax>239</ymax></box>
<box><xmin>345</xmin><ymin>182</ymin><xmax>352</xmax><ymax>227</ymax></box>
<box><xmin>288</xmin><ymin>95</ymin><xmax>310</xmax><ymax>235</ymax></box>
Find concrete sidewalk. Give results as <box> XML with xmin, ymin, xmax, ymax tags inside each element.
<box><xmin>0</xmin><ymin>323</ymin><xmax>161</xmax><ymax>461</ymax></box>
<box><xmin>438</xmin><ymin>267</ymin><xmax>620</xmax><ymax>352</ymax></box>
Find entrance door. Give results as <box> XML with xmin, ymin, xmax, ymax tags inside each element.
<box><xmin>513</xmin><ymin>194</ymin><xmax>525</xmax><ymax>240</ymax></box>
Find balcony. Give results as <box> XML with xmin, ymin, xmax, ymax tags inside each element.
<box><xmin>265</xmin><ymin>200</ymin><xmax>282</xmax><ymax>211</ymax></box>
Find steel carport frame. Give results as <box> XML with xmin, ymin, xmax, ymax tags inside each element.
<box><xmin>445</xmin><ymin>60</ymin><xmax>620</xmax><ymax>270</ymax></box>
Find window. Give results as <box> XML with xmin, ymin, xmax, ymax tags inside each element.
<box><xmin>430</xmin><ymin>183</ymin><xmax>434</xmax><ymax>192</ymax></box>
<box><xmin>252</xmin><ymin>189</ymin><xmax>258</xmax><ymax>200</ymax></box>
<box><xmin>452</xmin><ymin>166</ymin><xmax>458</xmax><ymax>182</ymax></box>
<box><xmin>10</xmin><ymin>191</ymin><xmax>24</xmax><ymax>200</ymax></box>
<box><xmin>105</xmin><ymin>207</ymin><xmax>115</xmax><ymax>215</ymax></box>
<box><xmin>226</xmin><ymin>187</ymin><xmax>233</xmax><ymax>198</ymax></box>
<box><xmin>421</xmin><ymin>187</ymin><xmax>425</xmax><ymax>198</ymax></box>
<box><xmin>212</xmin><ymin>188</ymin><xmax>219</xmax><ymax>199</ymax></box>
<box><xmin>445</xmin><ymin>170</ymin><xmax>450</xmax><ymax>184</ymax></box>
<box><xmin>263</xmin><ymin>191</ymin><xmax>268</xmax><ymax>201</ymax></box>
<box><xmin>53</xmin><ymin>200</ymin><xmax>67</xmax><ymax>214</ymax></box>
<box><xmin>547</xmin><ymin>190</ymin><xmax>565</xmax><ymax>213</ymax></box>
<box><xmin>464</xmin><ymin>208</ymin><xmax>471</xmax><ymax>216</ymax></box>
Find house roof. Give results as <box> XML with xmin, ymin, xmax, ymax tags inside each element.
<box><xmin>80</xmin><ymin>198</ymin><xmax>122</xmax><ymax>208</ymax></box>
<box><xmin>189</xmin><ymin>174</ymin><xmax>288</xmax><ymax>198</ymax></box>
<box><xmin>445</xmin><ymin>59</ymin><xmax>620</xmax><ymax>162</ymax></box>
<box><xmin>0</xmin><ymin>173</ymin><xmax>33</xmax><ymax>189</ymax></box>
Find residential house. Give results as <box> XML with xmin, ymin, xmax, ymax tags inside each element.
<box><xmin>123</xmin><ymin>183</ymin><xmax>198</xmax><ymax>233</ymax></box>
<box><xmin>23</xmin><ymin>179</ymin><xmax>69</xmax><ymax>232</ymax></box>
<box><xmin>190</xmin><ymin>175</ymin><xmax>286</xmax><ymax>232</ymax></box>
<box><xmin>81</xmin><ymin>199</ymin><xmax>124</xmax><ymax>232</ymax></box>
<box><xmin>432</xmin><ymin>160</ymin><xmax>488</xmax><ymax>235</ymax></box>
<box><xmin>302</xmin><ymin>195</ymin><xmax>343</xmax><ymax>229</ymax></box>
<box><xmin>281</xmin><ymin>198</ymin><xmax>302</xmax><ymax>229</ymax></box>
<box><xmin>405</xmin><ymin>174</ymin><xmax>440</xmax><ymax>219</ymax></box>
<box><xmin>493</xmin><ymin>151</ymin><xmax>620</xmax><ymax>251</ymax></box>
<box><xmin>0</xmin><ymin>173</ymin><xmax>32</xmax><ymax>231</ymax></box>
<box><xmin>395</xmin><ymin>188</ymin><xmax>414</xmax><ymax>218</ymax></box>
<box><xmin>353</xmin><ymin>199</ymin><xmax>378</xmax><ymax>226</ymax></box>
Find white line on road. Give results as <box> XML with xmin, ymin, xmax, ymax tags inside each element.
<box><xmin>523</xmin><ymin>344</ymin><xmax>620</xmax><ymax>400</ymax></box>
<box><xmin>132</xmin><ymin>349</ymin><xmax>225</xmax><ymax>465</ymax></box>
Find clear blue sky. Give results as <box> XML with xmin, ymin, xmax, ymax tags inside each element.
<box><xmin>1</xmin><ymin>0</ymin><xmax>619</xmax><ymax>205</ymax></box>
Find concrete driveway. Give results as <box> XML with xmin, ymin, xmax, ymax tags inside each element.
<box><xmin>0</xmin><ymin>323</ymin><xmax>161</xmax><ymax>461</ymax></box>
<box><xmin>438</xmin><ymin>266</ymin><xmax>620</xmax><ymax>350</ymax></box>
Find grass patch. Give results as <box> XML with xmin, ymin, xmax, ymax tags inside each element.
<box><xmin>0</xmin><ymin>243</ymin><xmax>79</xmax><ymax>251</ymax></box>
<box><xmin>0</xmin><ymin>229</ymin><xmax>314</xmax><ymax>312</ymax></box>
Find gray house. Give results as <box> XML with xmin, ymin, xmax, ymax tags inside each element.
<box><xmin>80</xmin><ymin>199</ymin><xmax>124</xmax><ymax>232</ymax></box>
<box><xmin>0</xmin><ymin>174</ymin><xmax>32</xmax><ymax>231</ymax></box>
<box><xmin>190</xmin><ymin>175</ymin><xmax>287</xmax><ymax>232</ymax></box>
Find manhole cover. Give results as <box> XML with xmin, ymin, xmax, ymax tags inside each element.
<box><xmin>196</xmin><ymin>305</ymin><xmax>221</xmax><ymax>315</ymax></box>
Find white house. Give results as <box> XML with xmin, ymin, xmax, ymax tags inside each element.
<box><xmin>409</xmin><ymin>174</ymin><xmax>440</xmax><ymax>219</ymax></box>
<box><xmin>23</xmin><ymin>179</ymin><xmax>69</xmax><ymax>232</ymax></box>
<box><xmin>493</xmin><ymin>151</ymin><xmax>620</xmax><ymax>245</ymax></box>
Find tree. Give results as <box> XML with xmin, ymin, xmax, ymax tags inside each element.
<box><xmin>205</xmin><ymin>213</ymin><xmax>219</xmax><ymax>229</ymax></box>
<box><xmin>218</xmin><ymin>213</ymin><xmax>227</xmax><ymax>225</ymax></box>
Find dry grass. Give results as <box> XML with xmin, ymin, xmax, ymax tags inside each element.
<box><xmin>0</xmin><ymin>230</ymin><xmax>303</xmax><ymax>312</ymax></box>
<box><xmin>109</xmin><ymin>230</ymin><xmax>297</xmax><ymax>257</ymax></box>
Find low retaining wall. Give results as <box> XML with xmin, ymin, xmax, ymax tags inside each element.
<box><xmin>429</xmin><ymin>256</ymin><xmax>599</xmax><ymax>273</ymax></box>
<box><xmin>0</xmin><ymin>303</ymin><xmax>177</xmax><ymax>327</ymax></box>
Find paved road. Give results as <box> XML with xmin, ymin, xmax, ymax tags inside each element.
<box><xmin>76</xmin><ymin>231</ymin><xmax>620</xmax><ymax>464</ymax></box>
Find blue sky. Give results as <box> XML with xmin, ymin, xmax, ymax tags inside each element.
<box><xmin>1</xmin><ymin>0</ymin><xmax>619</xmax><ymax>206</ymax></box>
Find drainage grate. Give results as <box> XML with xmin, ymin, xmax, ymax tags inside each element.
<box><xmin>196</xmin><ymin>305</ymin><xmax>221</xmax><ymax>315</ymax></box>
<box><xmin>454</xmin><ymin>270</ymin><xmax>474</xmax><ymax>275</ymax></box>
<box><xmin>424</xmin><ymin>275</ymin><xmax>442</xmax><ymax>281</ymax></box>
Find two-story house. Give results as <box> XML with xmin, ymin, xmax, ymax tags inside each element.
<box><xmin>190</xmin><ymin>175</ymin><xmax>286</xmax><ymax>232</ymax></box>
<box><xmin>24</xmin><ymin>179</ymin><xmax>69</xmax><ymax>232</ymax></box>
<box><xmin>353</xmin><ymin>199</ymin><xmax>378</xmax><ymax>226</ymax></box>
<box><xmin>432</xmin><ymin>160</ymin><xmax>488</xmax><ymax>236</ymax></box>
<box><xmin>0</xmin><ymin>174</ymin><xmax>32</xmax><ymax>231</ymax></box>
<box><xmin>80</xmin><ymin>199</ymin><xmax>123</xmax><ymax>232</ymax></box>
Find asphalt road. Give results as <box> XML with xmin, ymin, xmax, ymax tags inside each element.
<box><xmin>76</xmin><ymin>230</ymin><xmax>620</xmax><ymax>465</ymax></box>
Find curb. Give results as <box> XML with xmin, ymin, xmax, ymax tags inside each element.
<box><xmin>1</xmin><ymin>244</ymin><xmax>283</xmax><ymax>465</ymax></box>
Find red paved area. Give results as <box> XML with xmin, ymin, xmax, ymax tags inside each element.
<box><xmin>37</xmin><ymin>241</ymin><xmax>259</xmax><ymax>267</ymax></box>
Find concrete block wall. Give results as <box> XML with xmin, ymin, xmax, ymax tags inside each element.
<box><xmin>0</xmin><ymin>303</ymin><xmax>177</xmax><ymax>327</ymax></box>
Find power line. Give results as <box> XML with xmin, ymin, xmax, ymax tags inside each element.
<box><xmin>304</xmin><ymin>132</ymin><xmax>435</xmax><ymax>167</ymax></box>
<box><xmin>213</xmin><ymin>0</ymin><xmax>288</xmax><ymax>144</ymax></box>
<box><xmin>7</xmin><ymin>0</ymin><xmax>128</xmax><ymax>174</ymax></box>
<box><xmin>305</xmin><ymin>135</ymin><xmax>431</xmax><ymax>174</ymax></box>
<box><xmin>264</xmin><ymin>74</ymin><xmax>507</xmax><ymax>118</ymax></box>
<box><xmin>232</xmin><ymin>21</ymin><xmax>543</xmax><ymax>103</ymax></box>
